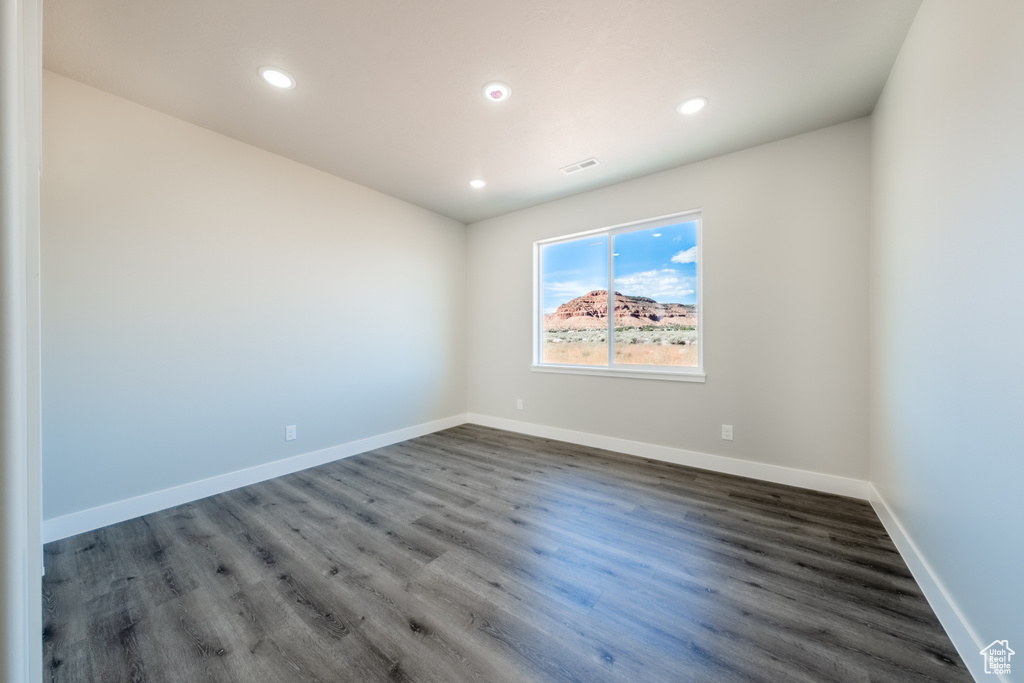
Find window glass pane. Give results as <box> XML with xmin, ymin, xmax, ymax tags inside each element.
<box><xmin>612</xmin><ymin>221</ymin><xmax>698</xmax><ymax>367</ymax></box>
<box><xmin>541</xmin><ymin>234</ymin><xmax>609</xmax><ymax>366</ymax></box>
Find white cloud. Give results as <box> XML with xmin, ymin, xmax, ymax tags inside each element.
<box><xmin>545</xmin><ymin>280</ymin><xmax>603</xmax><ymax>299</ymax></box>
<box><xmin>614</xmin><ymin>269</ymin><xmax>695</xmax><ymax>301</ymax></box>
<box><xmin>670</xmin><ymin>246</ymin><xmax>698</xmax><ymax>264</ymax></box>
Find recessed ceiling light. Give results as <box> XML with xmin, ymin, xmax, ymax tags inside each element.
<box><xmin>678</xmin><ymin>97</ymin><xmax>707</xmax><ymax>115</ymax></box>
<box><xmin>259</xmin><ymin>66</ymin><xmax>295</xmax><ymax>89</ymax></box>
<box><xmin>483</xmin><ymin>82</ymin><xmax>510</xmax><ymax>102</ymax></box>
<box><xmin>469</xmin><ymin>179</ymin><xmax>487</xmax><ymax>189</ymax></box>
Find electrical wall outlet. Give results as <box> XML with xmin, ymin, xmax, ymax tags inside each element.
<box><xmin>516</xmin><ymin>399</ymin><xmax>524</xmax><ymax>410</ymax></box>
<box><xmin>721</xmin><ymin>425</ymin><xmax>734</xmax><ymax>441</ymax></box>
<box><xmin>286</xmin><ymin>425</ymin><xmax>297</xmax><ymax>441</ymax></box>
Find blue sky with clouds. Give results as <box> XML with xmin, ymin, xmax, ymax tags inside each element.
<box><xmin>541</xmin><ymin>220</ymin><xmax>698</xmax><ymax>313</ymax></box>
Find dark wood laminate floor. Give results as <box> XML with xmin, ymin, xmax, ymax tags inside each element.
<box><xmin>43</xmin><ymin>425</ymin><xmax>970</xmax><ymax>682</ymax></box>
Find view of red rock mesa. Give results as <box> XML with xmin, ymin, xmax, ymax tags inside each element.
<box><xmin>543</xmin><ymin>290</ymin><xmax>697</xmax><ymax>367</ymax></box>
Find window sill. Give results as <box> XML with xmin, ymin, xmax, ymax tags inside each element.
<box><xmin>530</xmin><ymin>364</ymin><xmax>706</xmax><ymax>383</ymax></box>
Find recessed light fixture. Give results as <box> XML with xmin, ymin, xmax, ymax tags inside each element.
<box><xmin>469</xmin><ymin>179</ymin><xmax>487</xmax><ymax>189</ymax></box>
<box><xmin>259</xmin><ymin>66</ymin><xmax>296</xmax><ymax>89</ymax></box>
<box><xmin>678</xmin><ymin>96</ymin><xmax>707</xmax><ymax>115</ymax></box>
<box><xmin>483</xmin><ymin>82</ymin><xmax>510</xmax><ymax>102</ymax></box>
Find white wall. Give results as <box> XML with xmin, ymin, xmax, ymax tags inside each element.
<box><xmin>41</xmin><ymin>72</ymin><xmax>467</xmax><ymax>521</ymax></box>
<box><xmin>870</xmin><ymin>0</ymin><xmax>1024</xmax><ymax>666</ymax></box>
<box><xmin>467</xmin><ymin>119</ymin><xmax>870</xmax><ymax>480</ymax></box>
<box><xmin>2</xmin><ymin>0</ymin><xmax>43</xmax><ymax>680</ymax></box>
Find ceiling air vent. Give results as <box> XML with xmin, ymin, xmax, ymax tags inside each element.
<box><xmin>560</xmin><ymin>157</ymin><xmax>600</xmax><ymax>175</ymax></box>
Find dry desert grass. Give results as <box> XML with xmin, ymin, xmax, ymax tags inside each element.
<box><xmin>542</xmin><ymin>342</ymin><xmax>608</xmax><ymax>366</ymax></box>
<box><xmin>543</xmin><ymin>342</ymin><xmax>698</xmax><ymax>367</ymax></box>
<box><xmin>615</xmin><ymin>343</ymin><xmax>698</xmax><ymax>367</ymax></box>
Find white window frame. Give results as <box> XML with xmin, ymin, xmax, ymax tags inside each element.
<box><xmin>532</xmin><ymin>210</ymin><xmax>705</xmax><ymax>382</ymax></box>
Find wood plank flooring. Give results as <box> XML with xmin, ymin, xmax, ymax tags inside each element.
<box><xmin>43</xmin><ymin>424</ymin><xmax>971</xmax><ymax>682</ymax></box>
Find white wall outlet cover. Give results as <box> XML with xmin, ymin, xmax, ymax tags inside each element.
<box><xmin>286</xmin><ymin>425</ymin><xmax>297</xmax><ymax>441</ymax></box>
<box><xmin>722</xmin><ymin>425</ymin><xmax>734</xmax><ymax>441</ymax></box>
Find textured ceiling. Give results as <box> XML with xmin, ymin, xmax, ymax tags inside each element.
<box><xmin>43</xmin><ymin>0</ymin><xmax>921</xmax><ymax>224</ymax></box>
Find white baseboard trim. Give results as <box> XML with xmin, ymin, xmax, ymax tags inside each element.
<box><xmin>43</xmin><ymin>410</ymin><xmax>984</xmax><ymax>680</ymax></box>
<box><xmin>868</xmin><ymin>486</ymin><xmax>991</xmax><ymax>682</ymax></box>
<box><xmin>43</xmin><ymin>412</ymin><xmax>870</xmax><ymax>543</ymax></box>
<box><xmin>42</xmin><ymin>414</ymin><xmax>471</xmax><ymax>543</ymax></box>
<box><xmin>44</xmin><ymin>411</ymin><xmax>872</xmax><ymax>543</ymax></box>
<box><xmin>464</xmin><ymin>413</ymin><xmax>871</xmax><ymax>500</ymax></box>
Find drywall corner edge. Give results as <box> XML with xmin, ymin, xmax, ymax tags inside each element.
<box><xmin>42</xmin><ymin>414</ymin><xmax>471</xmax><ymax>543</ymax></box>
<box><xmin>465</xmin><ymin>413</ymin><xmax>871</xmax><ymax>500</ymax></box>
<box><xmin>868</xmin><ymin>485</ymin><xmax>994</xmax><ymax>682</ymax></box>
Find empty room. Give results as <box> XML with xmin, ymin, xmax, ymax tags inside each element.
<box><xmin>1</xmin><ymin>0</ymin><xmax>1021</xmax><ymax>681</ymax></box>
